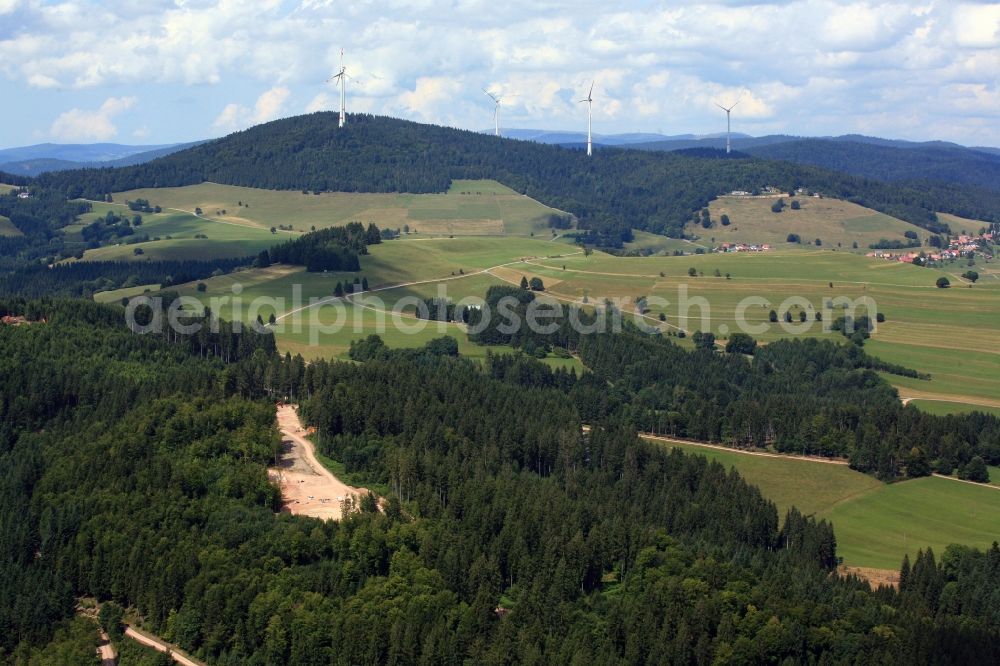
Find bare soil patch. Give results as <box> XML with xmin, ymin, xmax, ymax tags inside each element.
<box><xmin>268</xmin><ymin>404</ymin><xmax>364</xmax><ymax>520</ymax></box>
<box><xmin>839</xmin><ymin>565</ymin><xmax>900</xmax><ymax>590</ymax></box>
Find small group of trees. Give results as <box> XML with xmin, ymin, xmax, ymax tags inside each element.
<box><xmin>126</xmin><ymin>198</ymin><xmax>161</xmax><ymax>214</ymax></box>
<box><xmin>518</xmin><ymin>275</ymin><xmax>545</xmax><ymax>291</ymax></box>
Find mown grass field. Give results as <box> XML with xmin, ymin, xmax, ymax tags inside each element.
<box><xmin>0</xmin><ymin>214</ymin><xmax>20</xmax><ymax>236</ymax></box>
<box><xmin>137</xmin><ymin>223</ymin><xmax>999</xmax><ymax>404</ymax></box>
<box><xmin>164</xmin><ymin>241</ymin><xmax>583</xmax><ymax>371</ymax></box>
<box><xmin>512</xmin><ymin>248</ymin><xmax>1000</xmax><ymax>402</ymax></box>
<box><xmin>622</xmin><ymin>230</ymin><xmax>707</xmax><ymax>254</ymax></box>
<box><xmin>703</xmin><ymin>196</ymin><xmax>927</xmax><ymax>249</ymax></box>
<box><xmin>67</xmin><ymin>201</ymin><xmax>278</xmax><ymax>262</ymax></box>
<box><xmin>907</xmin><ymin>399</ymin><xmax>1000</xmax><ymax>418</ymax></box>
<box><xmin>0</xmin><ymin>183</ymin><xmax>16</xmax><ymax>194</ymax></box>
<box><xmin>937</xmin><ymin>212</ymin><xmax>992</xmax><ymax>235</ymax></box>
<box><xmin>114</xmin><ymin>180</ymin><xmax>566</xmax><ymax>237</ymax></box>
<box><xmin>659</xmin><ymin>440</ymin><xmax>1000</xmax><ymax>569</ymax></box>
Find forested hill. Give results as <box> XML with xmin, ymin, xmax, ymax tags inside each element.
<box><xmin>745</xmin><ymin>138</ymin><xmax>1000</xmax><ymax>193</ymax></box>
<box><xmin>33</xmin><ymin>113</ymin><xmax>1000</xmax><ymax>245</ymax></box>
<box><xmin>5</xmin><ymin>300</ymin><xmax>1000</xmax><ymax>663</ymax></box>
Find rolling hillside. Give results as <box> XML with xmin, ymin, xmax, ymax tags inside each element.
<box><xmin>112</xmin><ymin>179</ymin><xmax>566</xmax><ymax>237</ymax></box>
<box><xmin>702</xmin><ymin>195</ymin><xmax>929</xmax><ymax>248</ymax></box>
<box><xmin>34</xmin><ymin>113</ymin><xmax>1000</xmax><ymax>245</ymax></box>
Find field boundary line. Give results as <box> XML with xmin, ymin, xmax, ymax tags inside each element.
<box><xmin>638</xmin><ymin>432</ymin><xmax>850</xmax><ymax>465</ymax></box>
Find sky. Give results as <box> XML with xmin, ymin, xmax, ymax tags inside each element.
<box><xmin>1</xmin><ymin>0</ymin><xmax>999</xmax><ymax>149</ymax></box>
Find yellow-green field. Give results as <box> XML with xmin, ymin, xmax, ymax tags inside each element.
<box><xmin>93</xmin><ymin>283</ymin><xmax>161</xmax><ymax>304</ymax></box>
<box><xmin>0</xmin><ymin>184</ymin><xmax>16</xmax><ymax>194</ymax></box>
<box><xmin>906</xmin><ymin>399</ymin><xmax>1000</xmax><ymax>418</ymax></box>
<box><xmin>703</xmin><ymin>196</ymin><xmax>927</xmax><ymax>249</ymax></box>
<box><xmin>659</xmin><ymin>440</ymin><xmax>1000</xmax><ymax>569</ymax></box>
<box><xmin>161</xmin><ymin>237</ymin><xmax>582</xmax><ymax>368</ymax></box>
<box><xmin>0</xmin><ymin>214</ymin><xmax>20</xmax><ymax>236</ymax></box>
<box><xmin>622</xmin><ymin>230</ymin><xmax>708</xmax><ymax>255</ymax></box>
<box><xmin>91</xmin><ymin>182</ymin><xmax>996</xmax><ymax>405</ymax></box>
<box><xmin>112</xmin><ymin>180</ymin><xmax>567</xmax><ymax>237</ymax></box>
<box><xmin>512</xmin><ymin>249</ymin><xmax>1000</xmax><ymax>403</ymax></box>
<box><xmin>937</xmin><ymin>212</ymin><xmax>992</xmax><ymax>235</ymax></box>
<box><xmin>144</xmin><ymin>228</ymin><xmax>999</xmax><ymax>404</ymax></box>
<box><xmin>65</xmin><ymin>201</ymin><xmax>280</xmax><ymax>262</ymax></box>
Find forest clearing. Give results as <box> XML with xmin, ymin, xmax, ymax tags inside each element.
<box><xmin>269</xmin><ymin>404</ymin><xmax>365</xmax><ymax>520</ymax></box>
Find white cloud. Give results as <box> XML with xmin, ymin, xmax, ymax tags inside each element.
<box><xmin>213</xmin><ymin>86</ymin><xmax>290</xmax><ymax>132</ymax></box>
<box><xmin>951</xmin><ymin>3</ymin><xmax>1000</xmax><ymax>48</ymax></box>
<box><xmin>306</xmin><ymin>92</ymin><xmax>335</xmax><ymax>114</ymax></box>
<box><xmin>1</xmin><ymin>1</ymin><xmax>1000</xmax><ymax>143</ymax></box>
<box><xmin>49</xmin><ymin>96</ymin><xmax>137</xmax><ymax>141</ymax></box>
<box><xmin>398</xmin><ymin>77</ymin><xmax>463</xmax><ymax>121</ymax></box>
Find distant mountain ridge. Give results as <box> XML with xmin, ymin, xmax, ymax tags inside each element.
<box><xmin>30</xmin><ymin>113</ymin><xmax>1000</xmax><ymax>247</ymax></box>
<box><xmin>0</xmin><ymin>141</ymin><xmax>205</xmax><ymax>176</ymax></box>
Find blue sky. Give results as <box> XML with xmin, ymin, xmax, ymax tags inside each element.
<box><xmin>1</xmin><ymin>0</ymin><xmax>999</xmax><ymax>149</ymax></box>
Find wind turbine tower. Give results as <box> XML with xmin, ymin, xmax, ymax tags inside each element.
<box><xmin>580</xmin><ymin>81</ymin><xmax>594</xmax><ymax>156</ymax></box>
<box><xmin>328</xmin><ymin>49</ymin><xmax>348</xmax><ymax>128</ymax></box>
<box><xmin>715</xmin><ymin>97</ymin><xmax>741</xmax><ymax>154</ymax></box>
<box><xmin>483</xmin><ymin>89</ymin><xmax>502</xmax><ymax>137</ymax></box>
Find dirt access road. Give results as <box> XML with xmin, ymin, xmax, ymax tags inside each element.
<box><xmin>125</xmin><ymin>626</ymin><xmax>204</xmax><ymax>666</ymax></box>
<box><xmin>268</xmin><ymin>404</ymin><xmax>365</xmax><ymax>520</ymax></box>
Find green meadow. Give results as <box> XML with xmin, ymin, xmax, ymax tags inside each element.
<box><xmin>67</xmin><ymin>201</ymin><xmax>278</xmax><ymax>262</ymax></box>
<box><xmin>113</xmin><ymin>179</ymin><xmax>566</xmax><ymax>237</ymax></box>
<box><xmin>659</xmin><ymin>440</ymin><xmax>1000</xmax><ymax>570</ymax></box>
<box><xmin>704</xmin><ymin>195</ymin><xmax>928</xmax><ymax>249</ymax></box>
<box><xmin>0</xmin><ymin>214</ymin><xmax>20</xmax><ymax>236</ymax></box>
<box><xmin>130</xmin><ymin>219</ymin><xmax>999</xmax><ymax>404</ymax></box>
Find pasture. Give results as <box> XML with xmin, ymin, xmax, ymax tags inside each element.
<box><xmin>145</xmin><ymin>230</ymin><xmax>999</xmax><ymax>404</ymax></box>
<box><xmin>703</xmin><ymin>195</ymin><xmax>926</xmax><ymax>249</ymax></box>
<box><xmin>0</xmin><ymin>214</ymin><xmax>20</xmax><ymax>236</ymax></box>
<box><xmin>69</xmin><ymin>201</ymin><xmax>278</xmax><ymax>262</ymax></box>
<box><xmin>113</xmin><ymin>180</ymin><xmax>567</xmax><ymax>237</ymax></box>
<box><xmin>658</xmin><ymin>439</ymin><xmax>1000</xmax><ymax>570</ymax></box>
<box><xmin>93</xmin><ymin>180</ymin><xmax>994</xmax><ymax>404</ymax></box>
<box><xmin>510</xmin><ymin>248</ymin><xmax>1000</xmax><ymax>402</ymax></box>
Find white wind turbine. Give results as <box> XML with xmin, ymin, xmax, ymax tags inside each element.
<box><xmin>483</xmin><ymin>89</ymin><xmax>502</xmax><ymax>137</ymax></box>
<box><xmin>715</xmin><ymin>94</ymin><xmax>742</xmax><ymax>154</ymax></box>
<box><xmin>327</xmin><ymin>49</ymin><xmax>349</xmax><ymax>128</ymax></box>
<box><xmin>580</xmin><ymin>81</ymin><xmax>595</xmax><ymax>156</ymax></box>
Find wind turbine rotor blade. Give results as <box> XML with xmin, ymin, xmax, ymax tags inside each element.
<box><xmin>588</xmin><ymin>81</ymin><xmax>595</xmax><ymax>99</ymax></box>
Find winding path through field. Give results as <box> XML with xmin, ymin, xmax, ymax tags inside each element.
<box><xmin>270</xmin><ymin>251</ymin><xmax>583</xmax><ymax>324</ymax></box>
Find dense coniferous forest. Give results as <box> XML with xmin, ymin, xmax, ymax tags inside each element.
<box><xmin>573</xmin><ymin>331</ymin><xmax>999</xmax><ymax>480</ymax></box>
<box><xmin>0</xmin><ymin>258</ymin><xmax>253</xmax><ymax>298</ymax></box>
<box><xmin>458</xmin><ymin>286</ymin><xmax>999</xmax><ymax>481</ymax></box>
<box><xmin>2</xmin><ymin>300</ymin><xmax>1000</xmax><ymax>664</ymax></box>
<box><xmin>29</xmin><ymin>113</ymin><xmax>1000</xmax><ymax>245</ymax></box>
<box><xmin>745</xmin><ymin>138</ymin><xmax>1000</xmax><ymax>193</ymax></box>
<box><xmin>268</xmin><ymin>222</ymin><xmax>378</xmax><ymax>272</ymax></box>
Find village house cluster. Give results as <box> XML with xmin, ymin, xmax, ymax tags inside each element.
<box><xmin>718</xmin><ymin>242</ymin><xmax>771</xmax><ymax>253</ymax></box>
<box><xmin>866</xmin><ymin>231</ymin><xmax>995</xmax><ymax>264</ymax></box>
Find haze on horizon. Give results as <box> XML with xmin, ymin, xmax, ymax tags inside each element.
<box><xmin>0</xmin><ymin>0</ymin><xmax>998</xmax><ymax>149</ymax></box>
